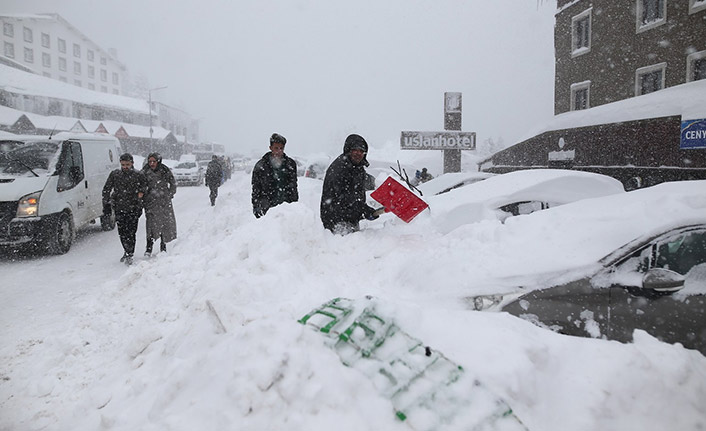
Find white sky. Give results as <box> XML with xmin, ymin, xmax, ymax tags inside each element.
<box><xmin>2</xmin><ymin>0</ymin><xmax>557</xmax><ymax>156</ymax></box>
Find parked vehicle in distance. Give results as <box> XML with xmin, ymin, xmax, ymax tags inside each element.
<box><xmin>305</xmin><ymin>162</ymin><xmax>328</xmax><ymax>179</ymax></box>
<box><xmin>427</xmin><ymin>169</ymin><xmax>625</xmax><ymax>232</ymax></box>
<box><xmin>173</xmin><ymin>161</ymin><xmax>203</xmax><ymax>186</ymax></box>
<box><xmin>467</xmin><ymin>180</ymin><xmax>706</xmax><ymax>356</ymax></box>
<box><xmin>0</xmin><ymin>132</ymin><xmax>122</xmax><ymax>254</ymax></box>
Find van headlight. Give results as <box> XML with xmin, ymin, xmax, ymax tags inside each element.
<box><xmin>17</xmin><ymin>191</ymin><xmax>41</xmax><ymax>217</ymax></box>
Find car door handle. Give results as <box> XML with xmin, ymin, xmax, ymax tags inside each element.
<box><xmin>85</xmin><ymin>180</ymin><xmax>88</xmax><ymax>189</ymax></box>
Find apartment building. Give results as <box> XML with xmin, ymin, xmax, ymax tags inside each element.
<box><xmin>479</xmin><ymin>0</ymin><xmax>706</xmax><ymax>189</ymax></box>
<box><xmin>555</xmin><ymin>0</ymin><xmax>706</xmax><ymax>113</ymax></box>
<box><xmin>0</xmin><ymin>13</ymin><xmax>126</xmax><ymax>95</ymax></box>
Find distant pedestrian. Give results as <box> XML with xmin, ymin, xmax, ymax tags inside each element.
<box><xmin>205</xmin><ymin>155</ymin><xmax>223</xmax><ymax>206</ymax></box>
<box><xmin>251</xmin><ymin>133</ymin><xmax>299</xmax><ymax>218</ymax></box>
<box><xmin>420</xmin><ymin>167</ymin><xmax>433</xmax><ymax>183</ymax></box>
<box><xmin>320</xmin><ymin>134</ymin><xmax>382</xmax><ymax>234</ymax></box>
<box><xmin>141</xmin><ymin>152</ymin><xmax>177</xmax><ymax>255</ymax></box>
<box><xmin>102</xmin><ymin>153</ymin><xmax>146</xmax><ymax>265</ymax></box>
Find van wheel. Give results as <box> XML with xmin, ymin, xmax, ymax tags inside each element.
<box><xmin>46</xmin><ymin>212</ymin><xmax>74</xmax><ymax>254</ymax></box>
<box><xmin>100</xmin><ymin>211</ymin><xmax>116</xmax><ymax>231</ymax></box>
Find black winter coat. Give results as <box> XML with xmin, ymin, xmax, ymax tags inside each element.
<box><xmin>102</xmin><ymin>168</ymin><xmax>146</xmax><ymax>214</ymax></box>
<box><xmin>251</xmin><ymin>152</ymin><xmax>298</xmax><ymax>215</ymax></box>
<box><xmin>205</xmin><ymin>160</ymin><xmax>223</xmax><ymax>187</ymax></box>
<box><xmin>320</xmin><ymin>153</ymin><xmax>375</xmax><ymax>232</ymax></box>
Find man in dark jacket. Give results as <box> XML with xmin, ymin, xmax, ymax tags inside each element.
<box><xmin>251</xmin><ymin>133</ymin><xmax>299</xmax><ymax>218</ymax></box>
<box><xmin>320</xmin><ymin>134</ymin><xmax>382</xmax><ymax>234</ymax></box>
<box><xmin>205</xmin><ymin>155</ymin><xmax>223</xmax><ymax>206</ymax></box>
<box><xmin>102</xmin><ymin>153</ymin><xmax>146</xmax><ymax>265</ymax></box>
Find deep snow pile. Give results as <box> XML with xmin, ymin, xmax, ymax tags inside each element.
<box><xmin>1</xmin><ymin>172</ymin><xmax>705</xmax><ymax>431</ymax></box>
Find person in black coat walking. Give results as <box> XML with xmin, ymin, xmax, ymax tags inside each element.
<box><xmin>251</xmin><ymin>133</ymin><xmax>299</xmax><ymax>218</ymax></box>
<box><xmin>205</xmin><ymin>155</ymin><xmax>223</xmax><ymax>206</ymax></box>
<box><xmin>102</xmin><ymin>153</ymin><xmax>146</xmax><ymax>265</ymax></box>
<box><xmin>320</xmin><ymin>134</ymin><xmax>381</xmax><ymax>234</ymax></box>
<box><xmin>141</xmin><ymin>152</ymin><xmax>177</xmax><ymax>255</ymax></box>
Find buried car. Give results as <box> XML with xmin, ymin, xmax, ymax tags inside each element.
<box><xmin>426</xmin><ymin>169</ymin><xmax>625</xmax><ymax>232</ymax></box>
<box><xmin>468</xmin><ymin>180</ymin><xmax>706</xmax><ymax>355</ymax></box>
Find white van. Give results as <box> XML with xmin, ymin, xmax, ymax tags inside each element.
<box><xmin>0</xmin><ymin>132</ymin><xmax>122</xmax><ymax>254</ymax></box>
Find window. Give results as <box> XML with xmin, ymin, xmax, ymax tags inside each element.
<box><xmin>112</xmin><ymin>72</ymin><xmax>119</xmax><ymax>85</ymax></box>
<box><xmin>87</xmin><ymin>65</ymin><xmax>95</xmax><ymax>78</ymax></box>
<box><xmin>100</xmin><ymin>57</ymin><xmax>107</xmax><ymax>65</ymax></box>
<box><xmin>23</xmin><ymin>26</ymin><xmax>32</xmax><ymax>43</ymax></box>
<box><xmin>59</xmin><ymin>57</ymin><xmax>67</xmax><ymax>71</ymax></box>
<box><xmin>42</xmin><ymin>52</ymin><xmax>50</xmax><ymax>67</ymax></box>
<box><xmin>3</xmin><ymin>23</ymin><xmax>13</xmax><ymax>37</ymax></box>
<box><xmin>59</xmin><ymin>76</ymin><xmax>67</xmax><ymax>83</ymax></box>
<box><xmin>687</xmin><ymin>50</ymin><xmax>706</xmax><ymax>82</ymax></box>
<box><xmin>73</xmin><ymin>43</ymin><xmax>80</xmax><ymax>58</ymax></box>
<box><xmin>88</xmin><ymin>83</ymin><xmax>95</xmax><ymax>90</ymax></box>
<box><xmin>100</xmin><ymin>85</ymin><xmax>107</xmax><ymax>93</ymax></box>
<box><xmin>690</xmin><ymin>0</ymin><xmax>706</xmax><ymax>14</ymax></box>
<box><xmin>43</xmin><ymin>72</ymin><xmax>51</xmax><ymax>78</ymax></box>
<box><xmin>635</xmin><ymin>63</ymin><xmax>666</xmax><ymax>95</ymax></box>
<box><xmin>73</xmin><ymin>61</ymin><xmax>81</xmax><ymax>74</ymax></box>
<box><xmin>57</xmin><ymin>142</ymin><xmax>84</xmax><ymax>192</ymax></box>
<box><xmin>636</xmin><ymin>0</ymin><xmax>666</xmax><ymax>33</ymax></box>
<box><xmin>112</xmin><ymin>89</ymin><xmax>119</xmax><ymax>95</ymax></box>
<box><xmin>87</xmin><ymin>49</ymin><xmax>94</xmax><ymax>61</ymax></box>
<box><xmin>41</xmin><ymin>32</ymin><xmax>50</xmax><ymax>48</ymax></box>
<box><xmin>74</xmin><ymin>80</ymin><xmax>82</xmax><ymax>87</ymax></box>
<box><xmin>570</xmin><ymin>81</ymin><xmax>591</xmax><ymax>110</ymax></box>
<box><xmin>3</xmin><ymin>42</ymin><xmax>14</xmax><ymax>58</ymax></box>
<box><xmin>58</xmin><ymin>38</ymin><xmax>66</xmax><ymax>53</ymax></box>
<box><xmin>24</xmin><ymin>47</ymin><xmax>33</xmax><ymax>63</ymax></box>
<box><xmin>100</xmin><ymin>69</ymin><xmax>107</xmax><ymax>82</ymax></box>
<box><xmin>571</xmin><ymin>8</ymin><xmax>592</xmax><ymax>56</ymax></box>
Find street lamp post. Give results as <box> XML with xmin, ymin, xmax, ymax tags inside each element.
<box><xmin>148</xmin><ymin>85</ymin><xmax>168</xmax><ymax>142</ymax></box>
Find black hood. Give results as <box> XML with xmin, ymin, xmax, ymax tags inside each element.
<box><xmin>342</xmin><ymin>134</ymin><xmax>369</xmax><ymax>167</ymax></box>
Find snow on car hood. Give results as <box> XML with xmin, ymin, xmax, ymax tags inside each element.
<box><xmin>426</xmin><ymin>169</ymin><xmax>625</xmax><ymax>233</ymax></box>
<box><xmin>0</xmin><ymin>175</ymin><xmax>50</xmax><ymax>202</ymax></box>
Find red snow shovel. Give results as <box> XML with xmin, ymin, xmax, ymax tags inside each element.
<box><xmin>371</xmin><ymin>176</ymin><xmax>429</xmax><ymax>223</ymax></box>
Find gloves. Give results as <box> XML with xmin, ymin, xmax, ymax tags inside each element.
<box><xmin>365</xmin><ymin>207</ymin><xmax>386</xmax><ymax>221</ymax></box>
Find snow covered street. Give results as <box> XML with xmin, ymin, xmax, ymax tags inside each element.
<box><xmin>1</xmin><ymin>170</ymin><xmax>706</xmax><ymax>431</ymax></box>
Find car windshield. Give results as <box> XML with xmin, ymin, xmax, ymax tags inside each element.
<box><xmin>176</xmin><ymin>162</ymin><xmax>197</xmax><ymax>169</ymax></box>
<box><xmin>0</xmin><ymin>141</ymin><xmax>60</xmax><ymax>177</ymax></box>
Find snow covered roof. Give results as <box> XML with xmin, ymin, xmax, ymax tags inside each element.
<box><xmin>522</xmin><ymin>80</ymin><xmax>706</xmax><ymax>140</ymax></box>
<box><xmin>0</xmin><ymin>103</ymin><xmax>172</xmax><ymax>139</ymax></box>
<box><xmin>0</xmin><ymin>63</ymin><xmax>148</xmax><ymax>114</ymax></box>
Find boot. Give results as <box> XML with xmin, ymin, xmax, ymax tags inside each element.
<box><xmin>124</xmin><ymin>253</ymin><xmax>133</xmax><ymax>265</ymax></box>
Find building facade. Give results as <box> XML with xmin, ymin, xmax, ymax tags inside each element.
<box><xmin>0</xmin><ymin>13</ymin><xmax>127</xmax><ymax>95</ymax></box>
<box><xmin>555</xmin><ymin>0</ymin><xmax>706</xmax><ymax>114</ymax></box>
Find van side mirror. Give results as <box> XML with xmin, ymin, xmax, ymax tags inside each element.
<box><xmin>642</xmin><ymin>268</ymin><xmax>685</xmax><ymax>293</ymax></box>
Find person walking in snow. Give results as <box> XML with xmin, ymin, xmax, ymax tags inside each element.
<box><xmin>320</xmin><ymin>134</ymin><xmax>383</xmax><ymax>234</ymax></box>
<box><xmin>251</xmin><ymin>133</ymin><xmax>299</xmax><ymax>218</ymax></box>
<box><xmin>141</xmin><ymin>152</ymin><xmax>177</xmax><ymax>255</ymax></box>
<box><xmin>205</xmin><ymin>155</ymin><xmax>223</xmax><ymax>206</ymax></box>
<box><xmin>102</xmin><ymin>153</ymin><xmax>146</xmax><ymax>265</ymax></box>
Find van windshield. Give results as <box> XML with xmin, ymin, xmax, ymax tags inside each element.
<box><xmin>0</xmin><ymin>141</ymin><xmax>60</xmax><ymax>177</ymax></box>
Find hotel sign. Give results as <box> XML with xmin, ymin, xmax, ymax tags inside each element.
<box><xmin>400</xmin><ymin>131</ymin><xmax>476</xmax><ymax>151</ymax></box>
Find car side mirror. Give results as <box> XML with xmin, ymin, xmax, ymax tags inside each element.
<box><xmin>642</xmin><ymin>268</ymin><xmax>685</xmax><ymax>293</ymax></box>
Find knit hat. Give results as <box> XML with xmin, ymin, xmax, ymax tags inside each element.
<box><xmin>119</xmin><ymin>153</ymin><xmax>133</xmax><ymax>162</ymax></box>
<box><xmin>343</xmin><ymin>134</ymin><xmax>368</xmax><ymax>153</ymax></box>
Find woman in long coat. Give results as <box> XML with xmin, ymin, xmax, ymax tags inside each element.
<box><xmin>141</xmin><ymin>152</ymin><xmax>177</xmax><ymax>254</ymax></box>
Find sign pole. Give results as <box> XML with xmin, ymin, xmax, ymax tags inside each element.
<box><xmin>443</xmin><ymin>92</ymin><xmax>462</xmax><ymax>173</ymax></box>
